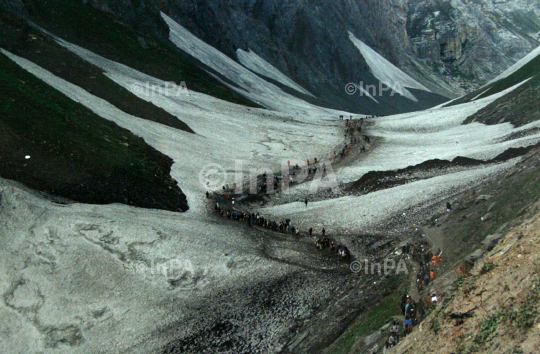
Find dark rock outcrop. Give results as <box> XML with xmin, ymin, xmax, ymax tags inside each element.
<box><xmin>81</xmin><ymin>0</ymin><xmax>169</xmax><ymax>39</ymax></box>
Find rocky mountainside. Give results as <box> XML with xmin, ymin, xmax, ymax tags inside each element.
<box><xmin>392</xmin><ymin>197</ymin><xmax>540</xmax><ymax>354</ymax></box>
<box><xmin>406</xmin><ymin>0</ymin><xmax>540</xmax><ymax>88</ymax></box>
<box><xmin>2</xmin><ymin>0</ymin><xmax>538</xmax><ymax>113</ymax></box>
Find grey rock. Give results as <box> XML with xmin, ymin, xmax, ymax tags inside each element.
<box><xmin>6</xmin><ymin>0</ymin><xmax>538</xmax><ymax>114</ymax></box>
<box><xmin>379</xmin><ymin>322</ymin><xmax>392</xmax><ymax>332</ymax></box>
<box><xmin>476</xmin><ymin>194</ymin><xmax>493</xmax><ymax>202</ymax></box>
<box><xmin>465</xmin><ymin>249</ymin><xmax>484</xmax><ymax>263</ymax></box>
<box><xmin>482</xmin><ymin>233</ymin><xmax>503</xmax><ymax>251</ymax></box>
<box><xmin>364</xmin><ymin>331</ymin><xmax>383</xmax><ymax>347</ymax></box>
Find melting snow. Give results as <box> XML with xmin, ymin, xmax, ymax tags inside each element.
<box><xmin>348</xmin><ymin>31</ymin><xmax>430</xmax><ymax>102</ymax></box>
<box><xmin>2</xmin><ymin>23</ymin><xmax>540</xmax><ymax>353</ymax></box>
<box><xmin>161</xmin><ymin>13</ymin><xmax>348</xmax><ymax>116</ymax></box>
<box><xmin>236</xmin><ymin>48</ymin><xmax>315</xmax><ymax>97</ymax></box>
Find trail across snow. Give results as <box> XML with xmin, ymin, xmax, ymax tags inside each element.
<box><xmin>2</xmin><ymin>48</ymin><xmax>343</xmax><ymax>214</ymax></box>
<box><xmin>335</xmin><ymin>79</ymin><xmax>539</xmax><ymax>183</ymax></box>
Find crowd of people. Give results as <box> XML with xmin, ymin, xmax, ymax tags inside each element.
<box><xmin>413</xmin><ymin>246</ymin><xmax>443</xmax><ymax>291</ymax></box>
<box><xmin>381</xmin><ymin>294</ymin><xmax>421</xmax><ymax>352</ymax></box>
<box><xmin>338</xmin><ymin>118</ymin><xmax>369</xmax><ymax>159</ymax></box>
<box><xmin>213</xmin><ymin>201</ymin><xmax>353</xmax><ymax>261</ymax></box>
<box><xmin>211</xmin><ymin>117</ymin><xmax>369</xmax><ymax>198</ymax></box>
<box><xmin>315</xmin><ymin>237</ymin><xmax>351</xmax><ymax>260</ymax></box>
<box><xmin>207</xmin><ymin>117</ymin><xmax>369</xmax><ymax>251</ymax></box>
<box><xmin>210</xmin><ymin>114</ymin><xmax>452</xmax><ymax>352</ymax></box>
<box><xmin>380</xmin><ymin>245</ymin><xmax>446</xmax><ymax>352</ymax></box>
<box><xmin>214</xmin><ymin>203</ymin><xmax>302</xmax><ymax>235</ymax></box>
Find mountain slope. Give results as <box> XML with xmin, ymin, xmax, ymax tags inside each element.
<box><xmin>442</xmin><ymin>45</ymin><xmax>540</xmax><ymax>127</ymax></box>
<box><xmin>0</xmin><ymin>49</ymin><xmax>188</xmax><ymax>211</ymax></box>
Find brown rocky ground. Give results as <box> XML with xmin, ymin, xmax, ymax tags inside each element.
<box><xmin>392</xmin><ymin>204</ymin><xmax>540</xmax><ymax>354</ymax></box>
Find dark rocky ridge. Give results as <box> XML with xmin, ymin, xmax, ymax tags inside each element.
<box><xmin>68</xmin><ymin>0</ymin><xmax>540</xmax><ymax>110</ymax></box>
<box><xmin>4</xmin><ymin>0</ymin><xmax>538</xmax><ymax>114</ymax></box>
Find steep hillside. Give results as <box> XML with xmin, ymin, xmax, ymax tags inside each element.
<box><xmin>393</xmin><ymin>207</ymin><xmax>540</xmax><ymax>354</ymax></box>
<box><xmin>20</xmin><ymin>0</ymin><xmax>260</xmax><ymax>108</ymax></box>
<box><xmin>320</xmin><ymin>145</ymin><xmax>540</xmax><ymax>354</ymax></box>
<box><xmin>2</xmin><ymin>1</ymin><xmax>540</xmax><ymax>353</ymax></box>
<box><xmin>0</xmin><ymin>50</ymin><xmax>188</xmax><ymax>211</ymax></box>
<box><xmin>4</xmin><ymin>0</ymin><xmax>538</xmax><ymax>114</ymax></box>
<box><xmin>445</xmin><ymin>45</ymin><xmax>540</xmax><ymax>127</ymax></box>
<box><xmin>161</xmin><ymin>0</ymin><xmax>539</xmax><ymax>101</ymax></box>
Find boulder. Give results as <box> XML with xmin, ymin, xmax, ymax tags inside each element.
<box><xmin>464</xmin><ymin>249</ymin><xmax>483</xmax><ymax>264</ymax></box>
<box><xmin>364</xmin><ymin>331</ymin><xmax>382</xmax><ymax>347</ymax></box>
<box><xmin>476</xmin><ymin>195</ymin><xmax>493</xmax><ymax>203</ymax></box>
<box><xmin>481</xmin><ymin>233</ymin><xmax>503</xmax><ymax>251</ymax></box>
<box><xmin>379</xmin><ymin>322</ymin><xmax>391</xmax><ymax>332</ymax></box>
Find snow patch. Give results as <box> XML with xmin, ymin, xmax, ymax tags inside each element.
<box><xmin>161</xmin><ymin>12</ymin><xmax>353</xmax><ymax>116</ymax></box>
<box><xmin>237</xmin><ymin>48</ymin><xmax>314</xmax><ymax>97</ymax></box>
<box><xmin>348</xmin><ymin>31</ymin><xmax>431</xmax><ymax>102</ymax></box>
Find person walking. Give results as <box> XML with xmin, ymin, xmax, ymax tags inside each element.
<box><xmin>309</xmin><ymin>227</ymin><xmax>313</xmax><ymax>235</ymax></box>
<box><xmin>322</xmin><ymin>227</ymin><xmax>326</xmax><ymax>236</ymax></box>
<box><xmin>305</xmin><ymin>198</ymin><xmax>308</xmax><ymax>207</ymax></box>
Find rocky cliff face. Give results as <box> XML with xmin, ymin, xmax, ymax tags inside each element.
<box><xmin>81</xmin><ymin>0</ymin><xmax>169</xmax><ymax>38</ymax></box>
<box><xmin>407</xmin><ymin>0</ymin><xmax>540</xmax><ymax>85</ymax></box>
<box><xmin>158</xmin><ymin>0</ymin><xmax>540</xmax><ymax>100</ymax></box>
<box><xmin>160</xmin><ymin>0</ymin><xmax>431</xmax><ymax>112</ymax></box>
<box><xmin>2</xmin><ymin>0</ymin><xmax>539</xmax><ymax>107</ymax></box>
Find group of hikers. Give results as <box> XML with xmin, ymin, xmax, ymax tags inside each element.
<box><xmin>378</xmin><ymin>245</ymin><xmax>446</xmax><ymax>352</ymax></box>
<box><xmin>385</xmin><ymin>286</ymin><xmax>434</xmax><ymax>352</ymax></box>
<box><xmin>213</xmin><ymin>201</ymin><xmax>352</xmax><ymax>261</ymax></box>
<box><xmin>211</xmin><ymin>117</ymin><xmax>368</xmax><ymax>199</ymax></box>
<box><xmin>214</xmin><ymin>202</ymin><xmax>301</xmax><ymax>235</ymax></box>
<box><xmin>314</xmin><ymin>234</ymin><xmax>351</xmax><ymax>260</ymax></box>
<box><xmin>337</xmin><ymin>118</ymin><xmax>369</xmax><ymax>159</ymax></box>
<box><xmin>381</xmin><ymin>294</ymin><xmax>420</xmax><ymax>352</ymax></box>
<box><xmin>408</xmin><ymin>245</ymin><xmax>443</xmax><ymax>291</ymax></box>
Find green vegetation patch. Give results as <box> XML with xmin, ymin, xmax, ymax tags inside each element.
<box><xmin>325</xmin><ymin>274</ymin><xmax>408</xmax><ymax>354</ymax></box>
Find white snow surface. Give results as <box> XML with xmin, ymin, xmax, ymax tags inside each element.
<box><xmin>1</xmin><ymin>48</ymin><xmax>343</xmax><ymax>214</ymax></box>
<box><xmin>348</xmin><ymin>31</ymin><xmax>430</xmax><ymax>102</ymax></box>
<box><xmin>0</xmin><ymin>178</ymin><xmax>299</xmax><ymax>353</ymax></box>
<box><xmin>488</xmin><ymin>43</ymin><xmax>540</xmax><ymax>84</ymax></box>
<box><xmin>1</xmin><ymin>49</ymin><xmax>343</xmax><ymax>353</ymax></box>
<box><xmin>258</xmin><ymin>160</ymin><xmax>517</xmax><ymax>234</ymax></box>
<box><xmin>236</xmin><ymin>48</ymin><xmax>315</xmax><ymax>97</ymax></box>
<box><xmin>162</xmin><ymin>13</ymin><xmax>350</xmax><ymax>116</ymax></box>
<box><xmin>335</xmin><ymin>79</ymin><xmax>539</xmax><ymax>183</ymax></box>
